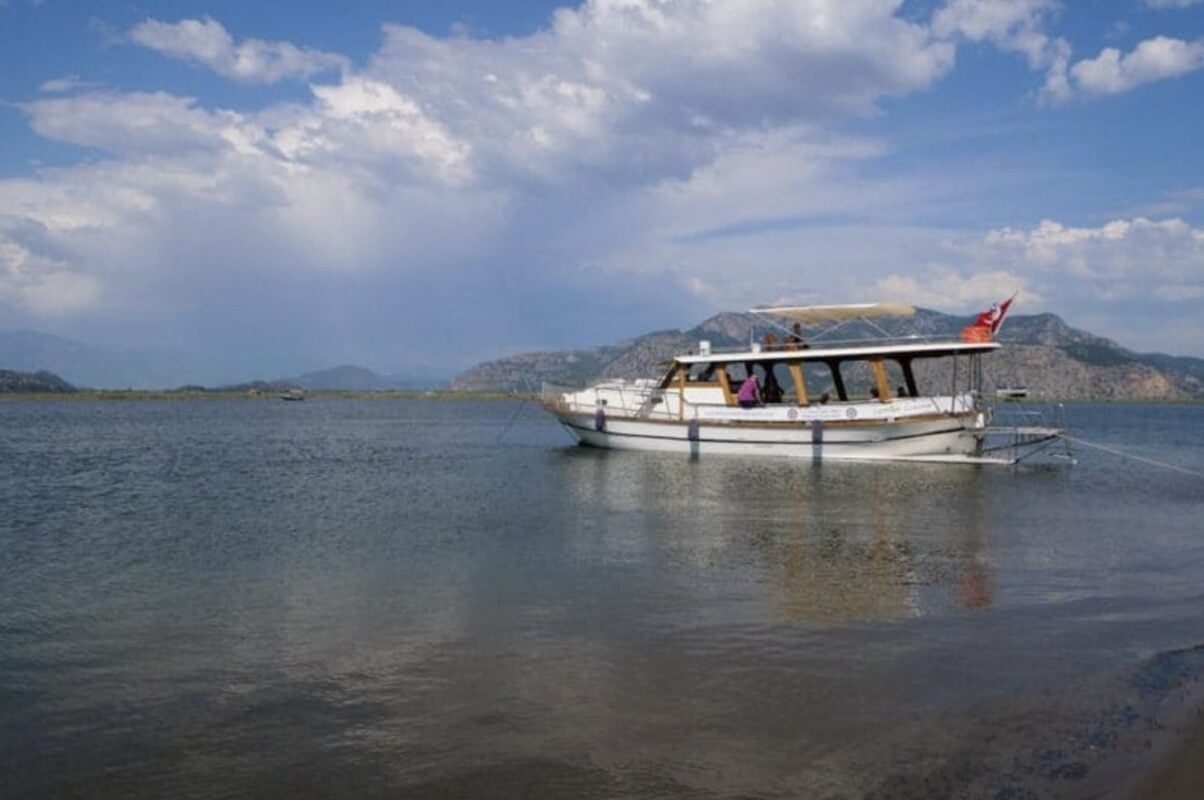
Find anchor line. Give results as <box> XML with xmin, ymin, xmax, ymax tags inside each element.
<box><xmin>1012</xmin><ymin>435</ymin><xmax>1069</xmax><ymax>465</ymax></box>
<box><xmin>1062</xmin><ymin>435</ymin><xmax>1204</xmax><ymax>479</ymax></box>
<box><xmin>496</xmin><ymin>398</ymin><xmax>533</xmax><ymax>445</ymax></box>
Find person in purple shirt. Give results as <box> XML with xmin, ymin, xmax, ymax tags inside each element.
<box><xmin>737</xmin><ymin>372</ymin><xmax>761</xmax><ymax>408</ymax></box>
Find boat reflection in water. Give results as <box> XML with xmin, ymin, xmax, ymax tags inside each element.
<box><xmin>556</xmin><ymin>446</ymin><xmax>996</xmax><ymax>625</ymax></box>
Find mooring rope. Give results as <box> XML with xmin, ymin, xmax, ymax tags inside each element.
<box><xmin>1062</xmin><ymin>435</ymin><xmax>1204</xmax><ymax>479</ymax></box>
<box><xmin>495</xmin><ymin>397</ymin><xmax>532</xmax><ymax>445</ymax></box>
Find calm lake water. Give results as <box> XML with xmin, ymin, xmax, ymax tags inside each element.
<box><xmin>2</xmin><ymin>399</ymin><xmax>1203</xmax><ymax>799</ymax></box>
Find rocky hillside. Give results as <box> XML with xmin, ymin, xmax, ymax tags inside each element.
<box><xmin>0</xmin><ymin>369</ymin><xmax>77</xmax><ymax>393</ymax></box>
<box><xmin>451</xmin><ymin>309</ymin><xmax>1203</xmax><ymax>400</ymax></box>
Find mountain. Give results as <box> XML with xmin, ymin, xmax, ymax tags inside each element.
<box><xmin>450</xmin><ymin>309</ymin><xmax>1204</xmax><ymax>401</ymax></box>
<box><xmin>290</xmin><ymin>365</ymin><xmax>392</xmax><ymax>391</ymax></box>
<box><xmin>0</xmin><ymin>330</ymin><xmax>226</xmax><ymax>389</ymax></box>
<box><xmin>1</xmin><ymin>330</ymin><xmax>452</xmax><ymax>391</ymax></box>
<box><xmin>0</xmin><ymin>369</ymin><xmax>77</xmax><ymax>393</ymax></box>
<box><xmin>282</xmin><ymin>364</ymin><xmax>449</xmax><ymax>390</ymax></box>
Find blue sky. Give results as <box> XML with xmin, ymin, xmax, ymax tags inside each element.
<box><xmin>2</xmin><ymin>0</ymin><xmax>1204</xmax><ymax>380</ymax></box>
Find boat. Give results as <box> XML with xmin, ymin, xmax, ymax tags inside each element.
<box><xmin>995</xmin><ymin>386</ymin><xmax>1030</xmax><ymax>401</ymax></box>
<box><xmin>279</xmin><ymin>388</ymin><xmax>306</xmax><ymax>401</ymax></box>
<box><xmin>539</xmin><ymin>302</ymin><xmax>1068</xmax><ymax>465</ymax></box>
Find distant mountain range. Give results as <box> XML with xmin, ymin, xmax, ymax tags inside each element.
<box><xmin>450</xmin><ymin>309</ymin><xmax>1204</xmax><ymax>401</ymax></box>
<box><xmin>0</xmin><ymin>330</ymin><xmax>234</xmax><ymax>389</ymax></box>
<box><xmin>214</xmin><ymin>365</ymin><xmax>444</xmax><ymax>392</ymax></box>
<box><xmin>0</xmin><ymin>330</ymin><xmax>448</xmax><ymax>391</ymax></box>
<box><xmin>6</xmin><ymin>315</ymin><xmax>1202</xmax><ymax>400</ymax></box>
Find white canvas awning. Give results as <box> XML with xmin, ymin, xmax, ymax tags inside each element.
<box><xmin>749</xmin><ymin>302</ymin><xmax>915</xmax><ymax>324</ymax></box>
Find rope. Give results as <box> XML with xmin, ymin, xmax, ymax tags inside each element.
<box><xmin>495</xmin><ymin>397</ymin><xmax>532</xmax><ymax>445</ymax></box>
<box><xmin>1063</xmin><ymin>435</ymin><xmax>1204</xmax><ymax>479</ymax></box>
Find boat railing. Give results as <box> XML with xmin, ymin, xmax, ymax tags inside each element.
<box><xmin>543</xmin><ymin>380</ymin><xmax>687</xmax><ymax>420</ymax></box>
<box><xmin>544</xmin><ymin>381</ymin><xmax>980</xmax><ymax>423</ymax></box>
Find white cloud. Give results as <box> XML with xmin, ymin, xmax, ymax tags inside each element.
<box><xmin>930</xmin><ymin>2</ymin><xmax>1204</xmax><ymax>103</ymax></box>
<box><xmin>875</xmin><ymin>269</ymin><xmax>1034</xmax><ymax>310</ymax></box>
<box><xmin>1145</xmin><ymin>0</ymin><xmax>1204</xmax><ymax>8</ymax></box>
<box><xmin>931</xmin><ymin>0</ymin><xmax>1073</xmax><ymax>101</ymax></box>
<box><xmin>22</xmin><ymin>91</ymin><xmax>246</xmax><ymax>155</ymax></box>
<box><xmin>38</xmin><ymin>75</ymin><xmax>101</xmax><ymax>94</ymax></box>
<box><xmin>129</xmin><ymin>17</ymin><xmax>348</xmax><ymax>84</ymax></box>
<box><xmin>364</xmin><ymin>0</ymin><xmax>954</xmax><ymax>186</ymax></box>
<box><xmin>307</xmin><ymin>78</ymin><xmax>472</xmax><ymax>183</ymax></box>
<box><xmin>1069</xmin><ymin>36</ymin><xmax>1204</xmax><ymax>95</ymax></box>
<box><xmin>981</xmin><ymin>217</ymin><xmax>1204</xmax><ymax>300</ymax></box>
<box><xmin>0</xmin><ymin>235</ymin><xmax>100</xmax><ymax>315</ymax></box>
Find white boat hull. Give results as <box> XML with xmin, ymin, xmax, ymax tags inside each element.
<box><xmin>550</xmin><ymin>410</ymin><xmax>984</xmax><ymax>462</ymax></box>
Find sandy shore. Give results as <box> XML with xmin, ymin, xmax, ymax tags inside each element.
<box><xmin>1118</xmin><ymin>706</ymin><xmax>1204</xmax><ymax>800</ymax></box>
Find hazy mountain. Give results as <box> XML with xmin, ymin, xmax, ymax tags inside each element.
<box><xmin>1</xmin><ymin>331</ymin><xmax>451</xmax><ymax>391</ymax></box>
<box><xmin>450</xmin><ymin>309</ymin><xmax>1204</xmax><ymax>400</ymax></box>
<box><xmin>283</xmin><ymin>364</ymin><xmax>449</xmax><ymax>390</ymax></box>
<box><xmin>0</xmin><ymin>330</ymin><xmax>226</xmax><ymax>389</ymax></box>
<box><xmin>0</xmin><ymin>369</ymin><xmax>76</xmax><ymax>393</ymax></box>
<box><xmin>289</xmin><ymin>365</ymin><xmax>391</xmax><ymax>391</ymax></box>
<box><xmin>383</xmin><ymin>370</ymin><xmax>452</xmax><ymax>390</ymax></box>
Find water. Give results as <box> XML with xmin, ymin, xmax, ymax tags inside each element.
<box><xmin>2</xmin><ymin>399</ymin><xmax>1203</xmax><ymax>799</ymax></box>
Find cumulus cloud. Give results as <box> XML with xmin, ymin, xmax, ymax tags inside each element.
<box><xmin>982</xmin><ymin>217</ymin><xmax>1204</xmax><ymax>301</ymax></box>
<box><xmin>931</xmin><ymin>0</ymin><xmax>1073</xmax><ymax>101</ymax></box>
<box><xmin>1068</xmin><ymin>36</ymin><xmax>1204</xmax><ymax>95</ymax></box>
<box><xmin>874</xmin><ymin>269</ymin><xmax>1034</xmax><ymax>310</ymax></box>
<box><xmin>0</xmin><ymin>235</ymin><xmax>100</xmax><ymax>315</ymax></box>
<box><xmin>931</xmin><ymin>2</ymin><xmax>1204</xmax><ymax>103</ymax></box>
<box><xmin>22</xmin><ymin>91</ymin><xmax>246</xmax><ymax>155</ymax></box>
<box><xmin>361</xmin><ymin>0</ymin><xmax>955</xmax><ymax>187</ymax></box>
<box><xmin>129</xmin><ymin>17</ymin><xmax>348</xmax><ymax>84</ymax></box>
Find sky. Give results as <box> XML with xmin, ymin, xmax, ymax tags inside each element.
<box><xmin>2</xmin><ymin>0</ymin><xmax>1204</xmax><ymax>380</ymax></box>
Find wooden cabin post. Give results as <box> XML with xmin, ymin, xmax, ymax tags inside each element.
<box><xmin>677</xmin><ymin>365</ymin><xmax>686</xmax><ymax>420</ymax></box>
<box><xmin>869</xmin><ymin>358</ymin><xmax>893</xmax><ymax>402</ymax></box>
<box><xmin>716</xmin><ymin>363</ymin><xmax>735</xmax><ymax>406</ymax></box>
<box><xmin>787</xmin><ymin>361</ymin><xmax>808</xmax><ymax>406</ymax></box>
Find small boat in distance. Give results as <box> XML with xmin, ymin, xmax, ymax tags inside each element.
<box><xmin>279</xmin><ymin>388</ymin><xmax>306</xmax><ymax>401</ymax></box>
<box><xmin>539</xmin><ymin>301</ymin><xmax>1068</xmax><ymax>465</ymax></box>
<box><xmin>995</xmin><ymin>386</ymin><xmax>1030</xmax><ymax>401</ymax></box>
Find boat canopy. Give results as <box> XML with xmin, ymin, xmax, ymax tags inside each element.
<box><xmin>674</xmin><ymin>339</ymin><xmax>999</xmax><ymax>366</ymax></box>
<box><xmin>750</xmin><ymin>302</ymin><xmax>915</xmax><ymax>324</ymax></box>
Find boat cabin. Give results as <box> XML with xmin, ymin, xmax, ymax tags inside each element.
<box><xmin>659</xmin><ymin>339</ymin><xmax>1000</xmax><ymax>408</ymax></box>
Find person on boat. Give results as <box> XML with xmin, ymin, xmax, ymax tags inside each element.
<box><xmin>762</xmin><ymin>332</ymin><xmax>778</xmax><ymax>351</ymax></box>
<box><xmin>737</xmin><ymin>373</ymin><xmax>762</xmax><ymax>408</ymax></box>
<box><xmin>786</xmin><ymin>322</ymin><xmax>808</xmax><ymax>349</ymax></box>
<box><xmin>762</xmin><ymin>364</ymin><xmax>783</xmax><ymax>403</ymax></box>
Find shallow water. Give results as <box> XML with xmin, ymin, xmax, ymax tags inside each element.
<box><xmin>2</xmin><ymin>399</ymin><xmax>1202</xmax><ymax>798</ymax></box>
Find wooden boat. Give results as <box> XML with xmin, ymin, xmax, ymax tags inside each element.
<box><xmin>539</xmin><ymin>302</ymin><xmax>1066</xmax><ymax>465</ymax></box>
